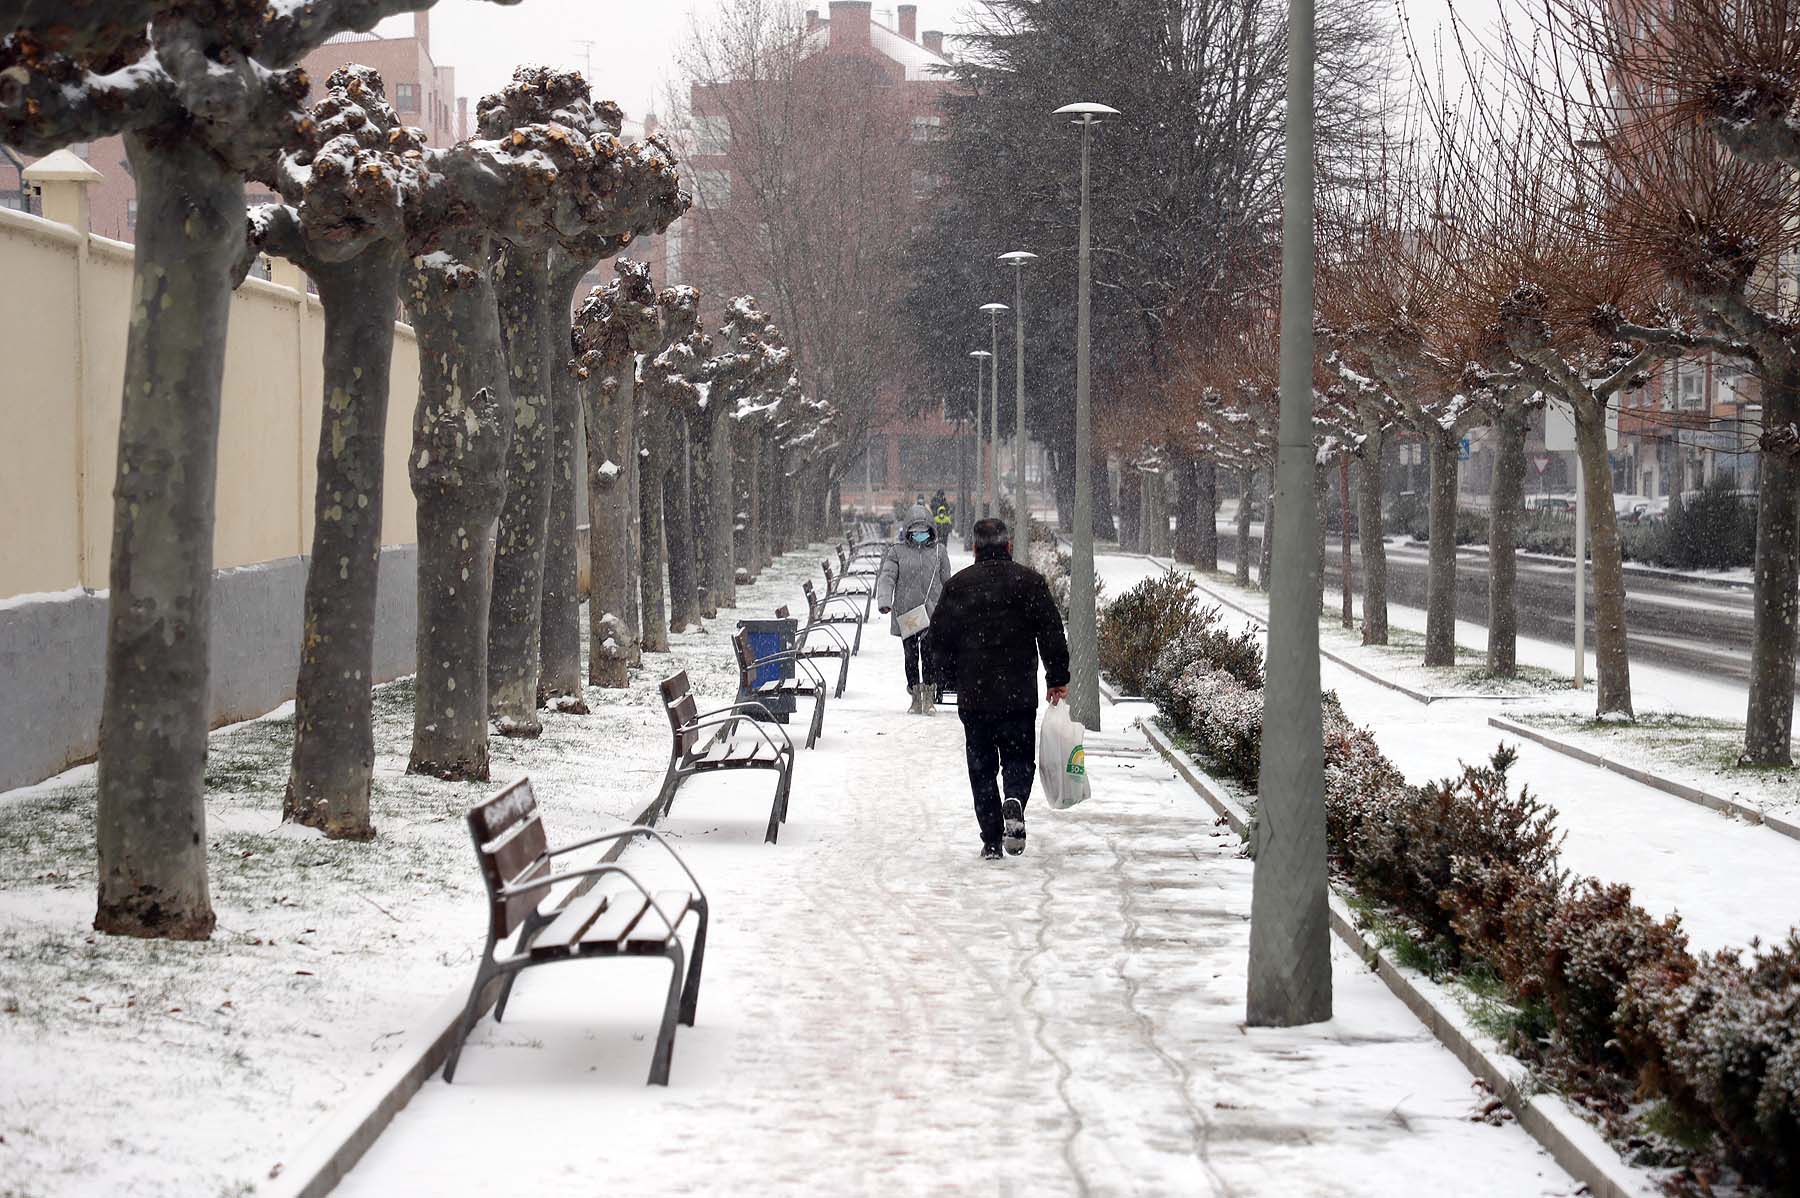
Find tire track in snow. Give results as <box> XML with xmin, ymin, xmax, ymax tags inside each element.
<box><xmin>1018</xmin><ymin>844</ymin><xmax>1094</xmax><ymax>1198</ymax></box>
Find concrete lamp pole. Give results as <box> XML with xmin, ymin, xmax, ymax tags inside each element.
<box><xmin>970</xmin><ymin>349</ymin><xmax>992</xmax><ymax>527</ymax></box>
<box><xmin>1245</xmin><ymin>0</ymin><xmax>1331</xmax><ymax>1027</ymax></box>
<box><xmin>999</xmin><ymin>251</ymin><xmax>1038</xmax><ymax>547</ymax></box>
<box><xmin>980</xmin><ymin>302</ymin><xmax>1009</xmax><ymax>522</ymax></box>
<box><xmin>1052</xmin><ymin>101</ymin><xmax>1118</xmax><ymax>733</ymax></box>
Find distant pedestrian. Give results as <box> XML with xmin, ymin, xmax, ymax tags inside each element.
<box><xmin>876</xmin><ymin>504</ymin><xmax>952</xmax><ymax>715</ymax></box>
<box><xmin>929</xmin><ymin>517</ymin><xmax>1070</xmax><ymax>859</ymax></box>
<box><xmin>933</xmin><ymin>501</ymin><xmax>953</xmax><ymax>548</ymax></box>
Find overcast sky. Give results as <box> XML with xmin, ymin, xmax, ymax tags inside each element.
<box><xmin>380</xmin><ymin>0</ymin><xmax>1505</xmax><ymax>125</ymax></box>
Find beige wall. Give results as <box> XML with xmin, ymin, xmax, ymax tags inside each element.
<box><xmin>0</xmin><ymin>203</ymin><xmax>420</xmax><ymax>601</ymax></box>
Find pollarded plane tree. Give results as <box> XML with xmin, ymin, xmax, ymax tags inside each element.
<box><xmin>634</xmin><ymin>282</ymin><xmax>708</xmax><ymax>650</ymax></box>
<box><xmin>779</xmin><ymin>390</ymin><xmax>843</xmax><ymax>549</ymax></box>
<box><xmin>241</xmin><ymin>66</ymin><xmax>419</xmax><ymax>839</ymax></box>
<box><xmin>0</xmin><ymin>0</ymin><xmax>520</xmax><ymax>940</ymax></box>
<box><xmin>1534</xmin><ymin>0</ymin><xmax>1800</xmax><ymax>760</ymax></box>
<box><xmin>400</xmin><ymin>97</ymin><xmax>683</xmax><ymax>777</ymax></box>
<box><xmin>736</xmin><ymin>366</ymin><xmax>795</xmax><ymax>582</ymax></box>
<box><xmin>570</xmin><ymin>259</ymin><xmax>660</xmax><ymax>686</ymax></box>
<box><xmin>476</xmin><ymin>67</ymin><xmax>687</xmax><ymax>734</ymax></box>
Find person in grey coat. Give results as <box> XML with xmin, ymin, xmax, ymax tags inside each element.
<box><xmin>876</xmin><ymin>504</ymin><xmax>952</xmax><ymax>714</ymax></box>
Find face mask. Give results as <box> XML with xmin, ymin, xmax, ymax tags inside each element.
<box><xmin>910</xmin><ymin>531</ymin><xmax>931</xmax><ymax>545</ymax></box>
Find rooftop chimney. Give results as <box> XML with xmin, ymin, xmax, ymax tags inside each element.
<box><xmin>922</xmin><ymin>29</ymin><xmax>944</xmax><ymax>55</ymax></box>
<box><xmin>898</xmin><ymin>3</ymin><xmax>917</xmax><ymax>40</ymax></box>
<box><xmin>413</xmin><ymin>9</ymin><xmax>430</xmax><ymax>55</ymax></box>
<box><xmin>828</xmin><ymin>1</ymin><xmax>872</xmax><ymax>48</ymax></box>
<box><xmin>806</xmin><ymin>8</ymin><xmax>822</xmax><ymax>30</ymax></box>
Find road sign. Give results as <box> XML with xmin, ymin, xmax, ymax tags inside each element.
<box><xmin>1544</xmin><ymin>397</ymin><xmax>1619</xmax><ymax>452</ymax></box>
<box><xmin>1458</xmin><ymin>437</ymin><xmax>1471</xmax><ymax>461</ymax></box>
<box><xmin>1532</xmin><ymin>454</ymin><xmax>1551</xmax><ymax>476</ymax></box>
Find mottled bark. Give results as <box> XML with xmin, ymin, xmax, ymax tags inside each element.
<box><xmin>283</xmin><ymin>246</ymin><xmax>406</xmax><ymax>840</ymax></box>
<box><xmin>1423</xmin><ymin>425</ymin><xmax>1459</xmax><ymax>667</ymax></box>
<box><xmin>1486</xmin><ymin>408</ymin><xmax>1528</xmax><ymax>677</ymax></box>
<box><xmin>1173</xmin><ymin>458</ymin><xmax>1200</xmax><ymax>565</ymax></box>
<box><xmin>1091</xmin><ymin>453</ymin><xmax>1117</xmax><ymax>541</ymax></box>
<box><xmin>735</xmin><ymin>428</ymin><xmax>759</xmax><ymax>578</ymax></box>
<box><xmin>1356</xmin><ymin>417</ymin><xmax>1388</xmax><ymax>645</ymax></box>
<box><xmin>403</xmin><ymin>236</ymin><xmax>513</xmax><ymax>780</ymax></box>
<box><xmin>536</xmin><ymin>257</ymin><xmax>594</xmax><ymax>712</ymax></box>
<box><xmin>1236</xmin><ymin>468</ymin><xmax>1255</xmax><ymax>586</ymax></box>
<box><xmin>486</xmin><ymin>245</ymin><xmax>555</xmax><ymax>736</ymax></box>
<box><xmin>93</xmin><ymin>138</ymin><xmax>235</xmax><ymax>941</ymax></box>
<box><xmin>666</xmin><ymin>425</ymin><xmax>702</xmax><ymax>632</ymax></box>
<box><xmin>1196</xmin><ymin>458</ymin><xmax>1219</xmax><ymax>573</ymax></box>
<box><xmin>1575</xmin><ymin>406</ymin><xmax>1635</xmax><ymax>717</ymax></box>
<box><xmin>1118</xmin><ymin>468</ymin><xmax>1142</xmax><ymax>552</ymax></box>
<box><xmin>1745</xmin><ymin>368</ymin><xmax>1800</xmax><ymax>763</ymax></box>
<box><xmin>582</xmin><ymin>363</ymin><xmax>637</xmax><ymax>688</ymax></box>
<box><xmin>639</xmin><ymin>420</ymin><xmax>671</xmax><ymax>652</ymax></box>
<box><xmin>704</xmin><ymin>410</ymin><xmax>737</xmax><ymax>612</ymax></box>
<box><xmin>1258</xmin><ymin>476</ymin><xmax>1274</xmax><ymax>589</ymax></box>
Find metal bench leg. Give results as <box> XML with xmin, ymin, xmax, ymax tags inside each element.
<box><xmin>764</xmin><ymin>784</ymin><xmax>782</xmax><ymax>843</ymax></box>
<box><xmin>495</xmin><ymin>912</ymin><xmax>549</xmax><ymax>1023</ymax></box>
<box><xmin>680</xmin><ymin>898</ymin><xmax>709</xmax><ymax>1026</ymax></box>
<box><xmin>777</xmin><ymin>755</ymin><xmax>795</xmax><ymax>824</ymax></box>
<box><xmin>647</xmin><ymin>942</ymin><xmax>686</xmax><ymax>1086</ymax></box>
<box><xmin>835</xmin><ymin>652</ymin><xmax>849</xmax><ymax>698</ymax></box>
<box><xmin>655</xmin><ymin>759</ymin><xmax>681</xmax><ymax>821</ymax></box>
<box><xmin>806</xmin><ymin>691</ymin><xmax>824</xmax><ymax>750</ymax></box>
<box><xmin>443</xmin><ymin>957</ymin><xmax>500</xmax><ymax>1083</ymax></box>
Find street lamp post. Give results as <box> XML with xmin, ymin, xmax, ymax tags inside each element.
<box><xmin>969</xmin><ymin>349</ymin><xmax>992</xmax><ymax>529</ymax></box>
<box><xmin>980</xmin><ymin>302</ymin><xmax>1009</xmax><ymax>521</ymax></box>
<box><xmin>999</xmin><ymin>251</ymin><xmax>1037</xmax><ymax>546</ymax></box>
<box><xmin>1052</xmin><ymin>101</ymin><xmax>1118</xmax><ymax>732</ymax></box>
<box><xmin>1245</xmin><ymin>0</ymin><xmax>1330</xmax><ymax>1028</ymax></box>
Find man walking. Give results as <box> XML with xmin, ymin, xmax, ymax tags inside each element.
<box><xmin>930</xmin><ymin>518</ymin><xmax>1070</xmax><ymax>859</ymax></box>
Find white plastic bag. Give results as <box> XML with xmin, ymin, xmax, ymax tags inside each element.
<box><xmin>1037</xmin><ymin>703</ymin><xmax>1090</xmax><ymax>810</ymax></box>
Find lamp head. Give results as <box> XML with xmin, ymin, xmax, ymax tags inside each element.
<box><xmin>969</xmin><ymin>350</ymin><xmax>992</xmax><ymax>359</ymax></box>
<box><xmin>1053</xmin><ymin>101</ymin><xmax>1120</xmax><ymax>124</ymax></box>
<box><xmin>998</xmin><ymin>251</ymin><xmax>1038</xmax><ymax>266</ymax></box>
<box><xmin>980</xmin><ymin>302</ymin><xmax>1010</xmax><ymax>315</ymax></box>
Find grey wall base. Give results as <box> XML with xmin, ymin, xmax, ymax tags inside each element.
<box><xmin>0</xmin><ymin>545</ymin><xmax>418</xmax><ymax>793</ymax></box>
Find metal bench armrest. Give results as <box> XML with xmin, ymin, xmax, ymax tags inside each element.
<box><xmin>544</xmin><ymin>825</ymin><xmax>707</xmax><ymax>906</ymax></box>
<box><xmin>746</xmin><ymin>649</ymin><xmax>829</xmax><ymax>690</ymax></box>
<box><xmin>796</xmin><ymin>621</ymin><xmax>850</xmax><ymax>652</ymax></box>
<box><xmin>682</xmin><ymin>708</ymin><xmax>795</xmax><ymax>755</ymax></box>
<box><xmin>499</xmin><ymin>862</ymin><xmax>687</xmax><ymax>942</ymax></box>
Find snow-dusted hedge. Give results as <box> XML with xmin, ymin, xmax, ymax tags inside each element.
<box><xmin>1148</xmin><ymin>630</ymin><xmax>1800</xmax><ymax>1190</ymax></box>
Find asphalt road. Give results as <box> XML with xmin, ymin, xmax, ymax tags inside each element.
<box><xmin>1216</xmin><ymin>532</ymin><xmax>1764</xmax><ymax>686</ymax></box>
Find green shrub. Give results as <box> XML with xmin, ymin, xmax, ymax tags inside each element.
<box><xmin>1541</xmin><ymin>880</ymin><xmax>1692</xmax><ymax>1068</ymax></box>
<box><xmin>1098</xmin><ymin>571</ymin><xmax>1206</xmax><ymax>695</ymax></box>
<box><xmin>1654</xmin><ymin>478</ymin><xmax>1758</xmax><ymax>571</ymax></box>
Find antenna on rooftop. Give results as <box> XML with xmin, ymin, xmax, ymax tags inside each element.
<box><xmin>573</xmin><ymin>39</ymin><xmax>595</xmax><ymax>81</ymax></box>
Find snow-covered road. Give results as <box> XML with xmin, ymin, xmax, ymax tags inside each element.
<box><xmin>338</xmin><ymin>549</ymin><xmax>1574</xmax><ymax>1197</ymax></box>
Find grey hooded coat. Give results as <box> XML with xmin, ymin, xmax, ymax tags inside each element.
<box><xmin>875</xmin><ymin>505</ymin><xmax>951</xmax><ymax>637</ymax></box>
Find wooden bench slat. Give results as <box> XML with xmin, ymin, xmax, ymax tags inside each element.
<box><xmin>531</xmin><ymin>887</ymin><xmax>611</xmax><ymax>952</ymax></box>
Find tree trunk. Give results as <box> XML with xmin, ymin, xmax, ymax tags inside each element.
<box><xmin>1051</xmin><ymin>447</ymin><xmax>1074</xmax><ymax>533</ymax></box>
<box><xmin>581</xmin><ymin>366</ymin><xmax>636</xmax><ymax>689</ymax></box>
<box><xmin>487</xmin><ymin>245</ymin><xmax>555</xmax><ymax>737</ymax></box>
<box><xmin>1118</xmin><ymin>468</ymin><xmax>1142</xmax><ymax>552</ymax></box>
<box><xmin>1744</xmin><ymin>365</ymin><xmax>1800</xmax><ymax>764</ymax></box>
<box><xmin>1423</xmin><ymin>424</ymin><xmax>1459</xmax><ymax>667</ymax></box>
<box><xmin>706</xmin><ymin>411</ymin><xmax>737</xmax><ymax>611</ymax></box>
<box><xmin>1576</xmin><ymin>400</ymin><xmax>1634</xmax><ymax>717</ymax></box>
<box><xmin>692</xmin><ymin>427</ymin><xmax>717</xmax><ymax>618</ymax></box>
<box><xmin>1357</xmin><ymin>416</ymin><xmax>1389</xmax><ymax>645</ymax></box>
<box><xmin>94</xmin><ymin>138</ymin><xmax>235</xmax><ymax>940</ymax></box>
<box><xmin>537</xmin><ymin>261</ymin><xmax>591</xmax><ymax>713</ymax></box>
<box><xmin>1315</xmin><ymin>463</ymin><xmax>1330</xmax><ymax>614</ymax></box>
<box><xmin>624</xmin><ymin>386</ymin><xmax>644</xmax><ymax>666</ymax></box>
<box><xmin>283</xmin><ymin>247</ymin><xmax>406</xmax><ymax>841</ymax></box>
<box><xmin>1236</xmin><ymin>468</ymin><xmax>1255</xmax><ymax>586</ymax></box>
<box><xmin>1174</xmin><ymin>457</ymin><xmax>1200</xmax><ymax>564</ymax></box>
<box><xmin>736</xmin><ymin>430</ymin><xmax>758</xmax><ymax>579</ymax></box>
<box><xmin>639</xmin><ymin>414</ymin><xmax>671</xmax><ymax>653</ymax></box>
<box><xmin>1196</xmin><ymin>458</ymin><xmax>1219</xmax><ymax>573</ymax></box>
<box><xmin>1486</xmin><ymin>408</ymin><xmax>1528</xmax><ymax>677</ymax></box>
<box><xmin>1258</xmin><ymin>475</ymin><xmax>1274</xmax><ymax>589</ymax></box>
<box><xmin>666</xmin><ymin>421</ymin><xmax>702</xmax><ymax>633</ymax></box>
<box><xmin>403</xmin><ymin>233</ymin><xmax>513</xmax><ymax>781</ymax></box>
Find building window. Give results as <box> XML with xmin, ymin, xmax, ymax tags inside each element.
<box><xmin>910</xmin><ymin>116</ymin><xmax>942</xmax><ymax>143</ymax></box>
<box><xmin>911</xmin><ymin>170</ymin><xmax>937</xmax><ymax>199</ymax></box>
<box><xmin>396</xmin><ymin>83</ymin><xmax>420</xmax><ymax>113</ymax></box>
<box><xmin>1675</xmin><ymin>359</ymin><xmax>1706</xmax><ymax>412</ymax></box>
<box><xmin>692</xmin><ymin>115</ymin><xmax>731</xmax><ymax>156</ymax></box>
<box><xmin>690</xmin><ymin>168</ymin><xmax>732</xmax><ymax>209</ymax></box>
<box><xmin>126</xmin><ymin>198</ymin><xmax>137</xmax><ymax>230</ymax></box>
<box><xmin>1713</xmin><ymin>357</ymin><xmax>1751</xmax><ymax>408</ymax></box>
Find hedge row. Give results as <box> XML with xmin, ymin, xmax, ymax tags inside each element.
<box><xmin>1099</xmin><ymin>572</ymin><xmax>1800</xmax><ymax>1192</ymax></box>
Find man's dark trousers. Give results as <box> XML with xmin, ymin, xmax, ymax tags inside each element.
<box><xmin>962</xmin><ymin>710</ymin><xmax>1035</xmax><ymax>847</ymax></box>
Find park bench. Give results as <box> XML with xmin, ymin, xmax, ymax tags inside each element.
<box><xmin>731</xmin><ymin>625</ymin><xmax>828</xmax><ymax>750</ymax></box>
<box><xmin>655</xmin><ymin>670</ymin><xmax>795</xmax><ymax>843</ymax></box>
<box><xmin>840</xmin><ymin>540</ymin><xmax>883</xmax><ymax>579</ymax></box>
<box><xmin>445</xmin><ymin>778</ymin><xmax>709</xmax><ymax>1087</ymax></box>
<box><xmin>775</xmin><ymin>601</ymin><xmax>851</xmax><ymax>698</ymax></box>
<box><xmin>803</xmin><ymin>577</ymin><xmax>865</xmax><ymax>655</ymax></box>
<box><xmin>821</xmin><ymin>558</ymin><xmax>877</xmax><ymax>622</ymax></box>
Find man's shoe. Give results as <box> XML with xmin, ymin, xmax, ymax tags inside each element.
<box><xmin>1002</xmin><ymin>798</ymin><xmax>1026</xmax><ymax>856</ymax></box>
<box><xmin>980</xmin><ymin>842</ymin><xmax>1003</xmax><ymax>861</ymax></box>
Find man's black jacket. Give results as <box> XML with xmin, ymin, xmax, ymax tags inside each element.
<box><xmin>929</xmin><ymin>552</ymin><xmax>1071</xmax><ymax>716</ymax></box>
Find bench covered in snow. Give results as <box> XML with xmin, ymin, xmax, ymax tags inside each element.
<box><xmin>802</xmin><ymin>577</ymin><xmax>865</xmax><ymax>656</ymax></box>
<box><xmin>654</xmin><ymin>670</ymin><xmax>795</xmax><ymax>843</ymax></box>
<box><xmin>445</xmin><ymin>778</ymin><xmax>709</xmax><ymax>1086</ymax></box>
<box><xmin>774</xmin><ymin>601</ymin><xmax>850</xmax><ymax>698</ymax></box>
<box><xmin>730</xmin><ymin>626</ymin><xmax>828</xmax><ymax>751</ymax></box>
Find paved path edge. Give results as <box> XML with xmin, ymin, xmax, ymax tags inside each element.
<box><xmin>259</xmin><ymin>787</ymin><xmax>669</xmax><ymax>1198</ymax></box>
<box><xmin>1487</xmin><ymin>715</ymin><xmax>1800</xmax><ymax>844</ymax></box>
<box><xmin>1139</xmin><ymin>717</ymin><xmax>1661</xmax><ymax>1198</ymax></box>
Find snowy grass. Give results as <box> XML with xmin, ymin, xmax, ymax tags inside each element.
<box><xmin>0</xmin><ymin>548</ymin><xmax>836</xmax><ymax>1198</ymax></box>
<box><xmin>1511</xmin><ymin>710</ymin><xmax>1800</xmax><ymax>822</ymax></box>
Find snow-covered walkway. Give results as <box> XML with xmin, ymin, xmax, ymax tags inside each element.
<box><xmin>339</xmin><ymin>553</ymin><xmax>1575</xmax><ymax>1197</ymax></box>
